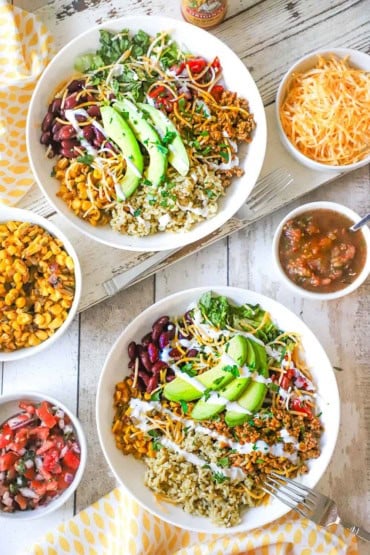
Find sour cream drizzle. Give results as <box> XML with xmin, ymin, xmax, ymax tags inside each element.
<box><xmin>129</xmin><ymin>398</ymin><xmax>299</xmax><ymax>472</ymax></box>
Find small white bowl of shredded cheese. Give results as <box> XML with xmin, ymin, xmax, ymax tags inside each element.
<box><xmin>276</xmin><ymin>47</ymin><xmax>370</xmax><ymax>172</ymax></box>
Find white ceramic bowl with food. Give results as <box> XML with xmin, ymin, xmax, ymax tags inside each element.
<box><xmin>0</xmin><ymin>391</ymin><xmax>87</xmax><ymax>520</ymax></box>
<box><xmin>27</xmin><ymin>15</ymin><xmax>266</xmax><ymax>251</ymax></box>
<box><xmin>0</xmin><ymin>206</ymin><xmax>82</xmax><ymax>361</ymax></box>
<box><xmin>96</xmin><ymin>286</ymin><xmax>340</xmax><ymax>534</ymax></box>
<box><xmin>276</xmin><ymin>47</ymin><xmax>370</xmax><ymax>171</ymax></box>
<box><xmin>272</xmin><ymin>201</ymin><xmax>370</xmax><ymax>300</ymax></box>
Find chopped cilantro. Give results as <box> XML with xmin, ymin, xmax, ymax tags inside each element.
<box><xmin>157</xmin><ymin>143</ymin><xmax>168</xmax><ymax>155</ymax></box>
<box><xmin>217</xmin><ymin>457</ymin><xmax>230</xmax><ymax>468</ymax></box>
<box><xmin>199</xmin><ymin>130</ymin><xmax>209</xmax><ymax>137</ymax></box>
<box><xmin>77</xmin><ymin>154</ymin><xmax>94</xmax><ymax>166</ymax></box>
<box><xmin>142</xmin><ymin>178</ymin><xmax>152</xmax><ymax>186</ymax></box>
<box><xmin>256</xmin><ymin>458</ymin><xmax>265</xmax><ymax>464</ymax></box>
<box><xmin>252</xmin><ymin>443</ymin><xmax>258</xmax><ymax>451</ymax></box>
<box><xmin>162</xmin><ymin>129</ymin><xmax>177</xmax><ymax>146</ymax></box>
<box><xmin>316</xmin><ymin>411</ymin><xmax>322</xmax><ymax>417</ymax></box>
<box><xmin>202</xmin><ymin>463</ymin><xmax>211</xmax><ymax>470</ymax></box>
<box><xmin>181</xmin><ymin>363</ymin><xmax>197</xmax><ymax>377</ymax></box>
<box><xmin>268</xmin><ymin>382</ymin><xmax>280</xmax><ymax>393</ymax></box>
<box><xmin>179</xmin><ymin>400</ymin><xmax>188</xmax><ymax>414</ymax></box>
<box><xmin>223</xmin><ymin>364</ymin><xmax>240</xmax><ymax>378</ymax></box>
<box><xmin>50</xmin><ymin>168</ymin><xmax>56</xmax><ymax>177</ymax></box>
<box><xmin>247</xmin><ymin>418</ymin><xmax>255</xmax><ymax>427</ymax></box>
<box><xmin>212</xmin><ymin>471</ymin><xmax>229</xmax><ymax>484</ymax></box>
<box><xmin>178</xmin><ymin>98</ymin><xmax>186</xmax><ymax>111</ymax></box>
<box><xmin>133</xmin><ymin>209</ymin><xmax>142</xmax><ymax>217</ymax></box>
<box><xmin>219</xmin><ymin>151</ymin><xmax>229</xmax><ymax>161</ymax></box>
<box><xmin>213</xmin><ymin>376</ymin><xmax>225</xmax><ymax>386</ymax></box>
<box><xmin>147</xmin><ymin>430</ymin><xmax>159</xmax><ymax>438</ymax></box>
<box><xmin>183</xmin><ymin>426</ymin><xmax>191</xmax><ymax>435</ymax></box>
<box><xmin>205</xmin><ymin>189</ymin><xmax>216</xmax><ymax>199</ymax></box>
<box><xmin>160</xmin><ymin>200</ymin><xmax>168</xmax><ymax>207</ymax></box>
<box><xmin>203</xmin><ymin>388</ymin><xmax>212</xmax><ymax>401</ymax></box>
<box><xmin>148</xmin><ymin>198</ymin><xmax>156</xmax><ymax>206</ymax></box>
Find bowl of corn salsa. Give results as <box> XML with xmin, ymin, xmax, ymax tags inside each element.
<box><xmin>0</xmin><ymin>206</ymin><xmax>82</xmax><ymax>361</ymax></box>
<box><xmin>0</xmin><ymin>392</ymin><xmax>87</xmax><ymax>519</ymax></box>
<box><xmin>272</xmin><ymin>201</ymin><xmax>370</xmax><ymax>300</ymax></box>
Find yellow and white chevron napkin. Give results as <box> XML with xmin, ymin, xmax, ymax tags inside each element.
<box><xmin>29</xmin><ymin>486</ymin><xmax>358</xmax><ymax>555</ymax></box>
<box><xmin>0</xmin><ymin>3</ymin><xmax>52</xmax><ymax>205</ymax></box>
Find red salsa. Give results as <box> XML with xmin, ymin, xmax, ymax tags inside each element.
<box><xmin>278</xmin><ymin>209</ymin><xmax>367</xmax><ymax>293</ymax></box>
<box><xmin>0</xmin><ymin>401</ymin><xmax>80</xmax><ymax>513</ymax></box>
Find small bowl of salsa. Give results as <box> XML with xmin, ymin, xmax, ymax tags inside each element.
<box><xmin>0</xmin><ymin>392</ymin><xmax>87</xmax><ymax>519</ymax></box>
<box><xmin>272</xmin><ymin>202</ymin><xmax>370</xmax><ymax>300</ymax></box>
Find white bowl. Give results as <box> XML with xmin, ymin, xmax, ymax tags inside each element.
<box><xmin>27</xmin><ymin>15</ymin><xmax>266</xmax><ymax>252</ymax></box>
<box><xmin>96</xmin><ymin>286</ymin><xmax>340</xmax><ymax>534</ymax></box>
<box><xmin>0</xmin><ymin>391</ymin><xmax>87</xmax><ymax>520</ymax></box>
<box><xmin>276</xmin><ymin>47</ymin><xmax>370</xmax><ymax>172</ymax></box>
<box><xmin>272</xmin><ymin>201</ymin><xmax>370</xmax><ymax>300</ymax></box>
<box><xmin>0</xmin><ymin>206</ymin><xmax>82</xmax><ymax>361</ymax></box>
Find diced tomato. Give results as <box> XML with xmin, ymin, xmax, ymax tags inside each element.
<box><xmin>43</xmin><ymin>449</ymin><xmax>61</xmax><ymax>474</ymax></box>
<box><xmin>46</xmin><ymin>479</ymin><xmax>59</xmax><ymax>492</ymax></box>
<box><xmin>29</xmin><ymin>426</ymin><xmax>50</xmax><ymax>441</ymax></box>
<box><xmin>36</xmin><ymin>402</ymin><xmax>57</xmax><ymax>429</ymax></box>
<box><xmin>14</xmin><ymin>494</ymin><xmax>28</xmax><ymax>510</ymax></box>
<box><xmin>0</xmin><ymin>452</ymin><xmax>19</xmax><ymax>472</ymax></box>
<box><xmin>7</xmin><ymin>428</ymin><xmax>29</xmax><ymax>452</ymax></box>
<box><xmin>280</xmin><ymin>368</ymin><xmax>295</xmax><ymax>390</ymax></box>
<box><xmin>291</xmin><ymin>398</ymin><xmax>313</xmax><ymax>418</ymax></box>
<box><xmin>0</xmin><ymin>425</ymin><xmax>13</xmax><ymax>449</ymax></box>
<box><xmin>36</xmin><ymin>440</ymin><xmax>55</xmax><ymax>455</ymax></box>
<box><xmin>211</xmin><ymin>56</ymin><xmax>221</xmax><ymax>71</ymax></box>
<box><xmin>57</xmin><ymin>472</ymin><xmax>71</xmax><ymax>491</ymax></box>
<box><xmin>170</xmin><ymin>62</ymin><xmax>185</xmax><ymax>75</ymax></box>
<box><xmin>63</xmin><ymin>450</ymin><xmax>80</xmax><ymax>471</ymax></box>
<box><xmin>19</xmin><ymin>402</ymin><xmax>36</xmax><ymax>415</ymax></box>
<box><xmin>148</xmin><ymin>85</ymin><xmax>166</xmax><ymax>98</ymax></box>
<box><xmin>30</xmin><ymin>480</ymin><xmax>47</xmax><ymax>496</ymax></box>
<box><xmin>186</xmin><ymin>58</ymin><xmax>207</xmax><ymax>74</ymax></box>
<box><xmin>210</xmin><ymin>85</ymin><xmax>224</xmax><ymax>102</ymax></box>
<box><xmin>39</xmin><ymin>466</ymin><xmax>52</xmax><ymax>481</ymax></box>
<box><xmin>24</xmin><ymin>467</ymin><xmax>36</xmax><ymax>480</ymax></box>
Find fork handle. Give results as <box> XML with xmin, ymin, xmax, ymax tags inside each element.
<box><xmin>341</xmin><ymin>522</ymin><xmax>370</xmax><ymax>542</ymax></box>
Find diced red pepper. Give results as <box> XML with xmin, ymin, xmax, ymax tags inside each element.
<box><xmin>30</xmin><ymin>480</ymin><xmax>47</xmax><ymax>496</ymax></box>
<box><xmin>29</xmin><ymin>426</ymin><xmax>50</xmax><ymax>441</ymax></box>
<box><xmin>291</xmin><ymin>398</ymin><xmax>313</xmax><ymax>418</ymax></box>
<box><xmin>0</xmin><ymin>452</ymin><xmax>19</xmax><ymax>472</ymax></box>
<box><xmin>148</xmin><ymin>85</ymin><xmax>166</xmax><ymax>98</ymax></box>
<box><xmin>19</xmin><ymin>402</ymin><xmax>36</xmax><ymax>415</ymax></box>
<box><xmin>36</xmin><ymin>440</ymin><xmax>55</xmax><ymax>455</ymax></box>
<box><xmin>211</xmin><ymin>56</ymin><xmax>221</xmax><ymax>71</ymax></box>
<box><xmin>46</xmin><ymin>479</ymin><xmax>59</xmax><ymax>492</ymax></box>
<box><xmin>24</xmin><ymin>467</ymin><xmax>36</xmax><ymax>480</ymax></box>
<box><xmin>186</xmin><ymin>58</ymin><xmax>207</xmax><ymax>74</ymax></box>
<box><xmin>0</xmin><ymin>425</ymin><xmax>13</xmax><ymax>449</ymax></box>
<box><xmin>36</xmin><ymin>402</ymin><xmax>57</xmax><ymax>429</ymax></box>
<box><xmin>43</xmin><ymin>449</ymin><xmax>62</xmax><ymax>474</ymax></box>
<box><xmin>57</xmin><ymin>471</ymin><xmax>71</xmax><ymax>491</ymax></box>
<box><xmin>210</xmin><ymin>85</ymin><xmax>224</xmax><ymax>102</ymax></box>
<box><xmin>280</xmin><ymin>368</ymin><xmax>295</xmax><ymax>390</ymax></box>
<box><xmin>63</xmin><ymin>450</ymin><xmax>80</xmax><ymax>471</ymax></box>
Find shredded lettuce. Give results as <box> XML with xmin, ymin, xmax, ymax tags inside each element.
<box><xmin>197</xmin><ymin>291</ymin><xmax>288</xmax><ymax>343</ymax></box>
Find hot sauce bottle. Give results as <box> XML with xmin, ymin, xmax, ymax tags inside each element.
<box><xmin>181</xmin><ymin>1</ymin><xmax>227</xmax><ymax>29</ymax></box>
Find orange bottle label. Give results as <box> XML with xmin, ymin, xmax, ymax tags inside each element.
<box><xmin>181</xmin><ymin>1</ymin><xmax>227</xmax><ymax>29</ymax></box>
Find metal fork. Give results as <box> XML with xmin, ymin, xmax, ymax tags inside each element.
<box><xmin>263</xmin><ymin>472</ymin><xmax>370</xmax><ymax>542</ymax></box>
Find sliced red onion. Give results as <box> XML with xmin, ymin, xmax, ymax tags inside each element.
<box><xmin>64</xmin><ymin>472</ymin><xmax>74</xmax><ymax>484</ymax></box>
<box><xmin>58</xmin><ymin>419</ymin><xmax>65</xmax><ymax>430</ymax></box>
<box><xmin>64</xmin><ymin>424</ymin><xmax>73</xmax><ymax>435</ymax></box>
<box><xmin>25</xmin><ymin>459</ymin><xmax>34</xmax><ymax>469</ymax></box>
<box><xmin>55</xmin><ymin>409</ymin><xmax>64</xmax><ymax>419</ymax></box>
<box><xmin>35</xmin><ymin>474</ymin><xmax>43</xmax><ymax>481</ymax></box>
<box><xmin>18</xmin><ymin>448</ymin><xmax>26</xmax><ymax>456</ymax></box>
<box><xmin>19</xmin><ymin>487</ymin><xmax>38</xmax><ymax>499</ymax></box>
<box><xmin>35</xmin><ymin>456</ymin><xmax>43</xmax><ymax>470</ymax></box>
<box><xmin>2</xmin><ymin>492</ymin><xmax>13</xmax><ymax>507</ymax></box>
<box><xmin>0</xmin><ymin>472</ymin><xmax>5</xmax><ymax>481</ymax></box>
<box><xmin>7</xmin><ymin>415</ymin><xmax>35</xmax><ymax>430</ymax></box>
<box><xmin>71</xmin><ymin>442</ymin><xmax>80</xmax><ymax>454</ymax></box>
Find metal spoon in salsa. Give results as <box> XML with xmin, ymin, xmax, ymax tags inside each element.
<box><xmin>278</xmin><ymin>209</ymin><xmax>368</xmax><ymax>293</ymax></box>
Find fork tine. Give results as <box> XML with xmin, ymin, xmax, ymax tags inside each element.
<box><xmin>265</xmin><ymin>476</ymin><xmax>316</xmax><ymax>508</ymax></box>
<box><xmin>262</xmin><ymin>484</ymin><xmax>307</xmax><ymax>518</ymax></box>
<box><xmin>270</xmin><ymin>472</ymin><xmax>320</xmax><ymax>501</ymax></box>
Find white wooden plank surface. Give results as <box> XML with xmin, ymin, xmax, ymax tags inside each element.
<box><xmin>2</xmin><ymin>1</ymin><xmax>370</xmax><ymax>554</ymax></box>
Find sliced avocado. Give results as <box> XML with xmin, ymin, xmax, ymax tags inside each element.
<box><xmin>226</xmin><ymin>335</ymin><xmax>248</xmax><ymax>366</ymax></box>
<box><xmin>115</xmin><ymin>99</ymin><xmax>167</xmax><ymax>187</ymax></box>
<box><xmin>191</xmin><ymin>376</ymin><xmax>251</xmax><ymax>421</ymax></box>
<box><xmin>139</xmin><ymin>103</ymin><xmax>189</xmax><ymax>176</ymax></box>
<box><xmin>245</xmin><ymin>338</ymin><xmax>257</xmax><ymax>368</ymax></box>
<box><xmin>100</xmin><ymin>106</ymin><xmax>143</xmax><ymax>199</ymax></box>
<box><xmin>224</xmin><ymin>340</ymin><xmax>269</xmax><ymax>426</ymax></box>
<box><xmin>163</xmin><ymin>335</ymin><xmax>248</xmax><ymax>403</ymax></box>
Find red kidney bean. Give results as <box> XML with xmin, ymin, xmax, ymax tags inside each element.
<box><xmin>64</xmin><ymin>93</ymin><xmax>78</xmax><ymax>110</ymax></box>
<box><xmin>147</xmin><ymin>375</ymin><xmax>158</xmax><ymax>393</ymax></box>
<box><xmin>93</xmin><ymin>128</ymin><xmax>105</xmax><ymax>146</ymax></box>
<box><xmin>138</xmin><ymin>370</ymin><xmax>150</xmax><ymax>387</ymax></box>
<box><xmin>41</xmin><ymin>112</ymin><xmax>53</xmax><ymax>132</ymax></box>
<box><xmin>137</xmin><ymin>344</ymin><xmax>144</xmax><ymax>356</ymax></box>
<box><xmin>128</xmin><ymin>341</ymin><xmax>137</xmax><ymax>360</ymax></box>
<box><xmin>184</xmin><ymin>310</ymin><xmax>193</xmax><ymax>323</ymax></box>
<box><xmin>75</xmin><ymin>114</ymin><xmax>87</xmax><ymax>123</ymax></box>
<box><xmin>159</xmin><ymin>332</ymin><xmax>170</xmax><ymax>349</ymax></box>
<box><xmin>50</xmin><ymin>98</ymin><xmax>62</xmax><ymax>114</ymax></box>
<box><xmin>60</xmin><ymin>147</ymin><xmax>77</xmax><ymax>159</ymax></box>
<box><xmin>128</xmin><ymin>359</ymin><xmax>136</xmax><ymax>369</ymax></box>
<box><xmin>141</xmin><ymin>332</ymin><xmax>152</xmax><ymax>347</ymax></box>
<box><xmin>151</xmin><ymin>324</ymin><xmax>162</xmax><ymax>343</ymax></box>
<box><xmin>67</xmin><ymin>79</ymin><xmax>84</xmax><ymax>93</ymax></box>
<box><xmin>47</xmin><ymin>148</ymin><xmax>56</xmax><ymax>159</ymax></box>
<box><xmin>151</xmin><ymin>361</ymin><xmax>168</xmax><ymax>375</ymax></box>
<box><xmin>136</xmin><ymin>378</ymin><xmax>146</xmax><ymax>392</ymax></box>
<box><xmin>147</xmin><ymin>343</ymin><xmax>159</xmax><ymax>363</ymax></box>
<box><xmin>61</xmin><ymin>139</ymin><xmax>79</xmax><ymax>150</ymax></box>
<box><xmin>169</xmin><ymin>348</ymin><xmax>181</xmax><ymax>360</ymax></box>
<box><xmin>59</xmin><ymin>125</ymin><xmax>77</xmax><ymax>140</ymax></box>
<box><xmin>40</xmin><ymin>132</ymin><xmax>51</xmax><ymax>145</ymax></box>
<box><xmin>52</xmin><ymin>121</ymin><xmax>62</xmax><ymax>134</ymax></box>
<box><xmin>82</xmin><ymin>125</ymin><xmax>94</xmax><ymax>143</ymax></box>
<box><xmin>178</xmin><ymin>331</ymin><xmax>189</xmax><ymax>340</ymax></box>
<box><xmin>166</xmin><ymin>326</ymin><xmax>176</xmax><ymax>339</ymax></box>
<box><xmin>139</xmin><ymin>351</ymin><xmax>152</xmax><ymax>372</ymax></box>
<box><xmin>187</xmin><ymin>349</ymin><xmax>198</xmax><ymax>358</ymax></box>
<box><xmin>166</xmin><ymin>372</ymin><xmax>175</xmax><ymax>382</ymax></box>
<box><xmin>87</xmin><ymin>105</ymin><xmax>101</xmax><ymax>118</ymax></box>
<box><xmin>153</xmin><ymin>316</ymin><xmax>170</xmax><ymax>329</ymax></box>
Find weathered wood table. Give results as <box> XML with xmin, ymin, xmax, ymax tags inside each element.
<box><xmin>2</xmin><ymin>1</ymin><xmax>370</xmax><ymax>553</ymax></box>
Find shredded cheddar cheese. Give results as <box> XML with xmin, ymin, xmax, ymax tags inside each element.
<box><xmin>280</xmin><ymin>55</ymin><xmax>370</xmax><ymax>165</ymax></box>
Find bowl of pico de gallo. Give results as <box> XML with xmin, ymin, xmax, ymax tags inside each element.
<box><xmin>0</xmin><ymin>392</ymin><xmax>86</xmax><ymax>519</ymax></box>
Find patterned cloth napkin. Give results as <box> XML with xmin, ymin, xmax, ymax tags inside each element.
<box><xmin>0</xmin><ymin>2</ymin><xmax>52</xmax><ymax>205</ymax></box>
<box><xmin>29</xmin><ymin>486</ymin><xmax>358</xmax><ymax>555</ymax></box>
